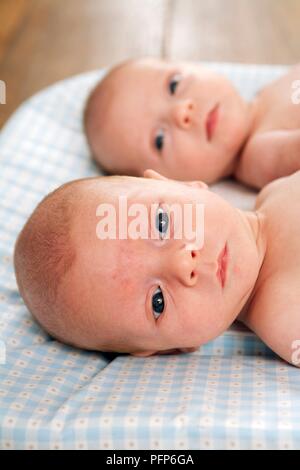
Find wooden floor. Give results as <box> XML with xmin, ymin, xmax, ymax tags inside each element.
<box><xmin>0</xmin><ymin>0</ymin><xmax>300</xmax><ymax>128</ymax></box>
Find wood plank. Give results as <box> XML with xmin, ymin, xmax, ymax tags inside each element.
<box><xmin>0</xmin><ymin>0</ymin><xmax>33</xmax><ymax>62</ymax></box>
<box><xmin>0</xmin><ymin>0</ymin><xmax>168</xmax><ymax>128</ymax></box>
<box><xmin>168</xmin><ymin>0</ymin><xmax>300</xmax><ymax>64</ymax></box>
<box><xmin>1</xmin><ymin>0</ymin><xmax>299</xmax><ymax>129</ymax></box>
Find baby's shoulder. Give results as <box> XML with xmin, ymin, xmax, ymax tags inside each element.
<box><xmin>244</xmin><ymin>273</ymin><xmax>300</xmax><ymax>366</ymax></box>
<box><xmin>286</xmin><ymin>63</ymin><xmax>300</xmax><ymax>80</ymax></box>
<box><xmin>255</xmin><ymin>170</ymin><xmax>300</xmax><ymax>209</ymax></box>
<box><xmin>258</xmin><ymin>64</ymin><xmax>300</xmax><ymax>96</ymax></box>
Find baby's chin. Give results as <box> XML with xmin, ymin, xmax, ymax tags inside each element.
<box><xmin>219</xmin><ymin>97</ymin><xmax>249</xmax><ymax>149</ymax></box>
<box><xmin>216</xmin><ymin>133</ymin><xmax>247</xmax><ymax>177</ymax></box>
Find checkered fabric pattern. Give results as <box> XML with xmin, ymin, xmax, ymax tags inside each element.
<box><xmin>1</xmin><ymin>63</ymin><xmax>300</xmax><ymax>450</ymax></box>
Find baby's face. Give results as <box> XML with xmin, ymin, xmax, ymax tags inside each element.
<box><xmin>96</xmin><ymin>59</ymin><xmax>250</xmax><ymax>183</ymax></box>
<box><xmin>65</xmin><ymin>172</ymin><xmax>260</xmax><ymax>355</ymax></box>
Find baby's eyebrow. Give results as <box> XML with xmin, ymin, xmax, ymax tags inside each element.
<box><xmin>147</xmin><ymin>69</ymin><xmax>173</xmax><ymax>158</ymax></box>
<box><xmin>148</xmin><ymin>69</ymin><xmax>180</xmax><ymax>161</ymax></box>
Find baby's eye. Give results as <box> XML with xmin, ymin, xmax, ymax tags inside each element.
<box><xmin>156</xmin><ymin>207</ymin><xmax>169</xmax><ymax>239</ymax></box>
<box><xmin>152</xmin><ymin>287</ymin><xmax>165</xmax><ymax>319</ymax></box>
<box><xmin>155</xmin><ymin>130</ymin><xmax>164</xmax><ymax>152</ymax></box>
<box><xmin>169</xmin><ymin>74</ymin><xmax>181</xmax><ymax>95</ymax></box>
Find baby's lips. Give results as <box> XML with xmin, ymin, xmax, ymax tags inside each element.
<box><xmin>206</xmin><ymin>103</ymin><xmax>219</xmax><ymax>141</ymax></box>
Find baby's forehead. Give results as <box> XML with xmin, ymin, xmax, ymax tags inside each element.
<box><xmin>79</xmin><ymin>176</ymin><xmax>180</xmax><ymax>201</ymax></box>
<box><xmin>110</xmin><ymin>58</ymin><xmax>171</xmax><ymax>84</ymax></box>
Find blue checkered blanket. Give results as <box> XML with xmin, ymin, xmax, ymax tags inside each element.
<box><xmin>1</xmin><ymin>63</ymin><xmax>300</xmax><ymax>450</ymax></box>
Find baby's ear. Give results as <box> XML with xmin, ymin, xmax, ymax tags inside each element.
<box><xmin>144</xmin><ymin>169</ymin><xmax>208</xmax><ymax>190</ymax></box>
<box><xmin>184</xmin><ymin>181</ymin><xmax>208</xmax><ymax>190</ymax></box>
<box><xmin>143</xmin><ymin>169</ymin><xmax>168</xmax><ymax>181</ymax></box>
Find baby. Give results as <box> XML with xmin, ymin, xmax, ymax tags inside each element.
<box><xmin>84</xmin><ymin>58</ymin><xmax>300</xmax><ymax>189</ymax></box>
<box><xmin>14</xmin><ymin>169</ymin><xmax>300</xmax><ymax>366</ymax></box>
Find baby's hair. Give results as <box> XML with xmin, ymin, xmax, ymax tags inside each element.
<box><xmin>14</xmin><ymin>180</ymin><xmax>84</xmax><ymax>346</ymax></box>
<box><xmin>83</xmin><ymin>59</ymin><xmax>136</xmax><ymax>174</ymax></box>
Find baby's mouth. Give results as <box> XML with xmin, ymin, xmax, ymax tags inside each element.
<box><xmin>206</xmin><ymin>103</ymin><xmax>219</xmax><ymax>141</ymax></box>
<box><xmin>216</xmin><ymin>242</ymin><xmax>228</xmax><ymax>288</ymax></box>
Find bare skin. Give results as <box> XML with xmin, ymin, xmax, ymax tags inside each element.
<box><xmin>239</xmin><ymin>170</ymin><xmax>300</xmax><ymax>366</ymax></box>
<box><xmin>235</xmin><ymin>64</ymin><xmax>300</xmax><ymax>188</ymax></box>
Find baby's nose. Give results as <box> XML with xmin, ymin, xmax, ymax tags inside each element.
<box><xmin>172</xmin><ymin>99</ymin><xmax>195</xmax><ymax>129</ymax></box>
<box><xmin>171</xmin><ymin>247</ymin><xmax>200</xmax><ymax>287</ymax></box>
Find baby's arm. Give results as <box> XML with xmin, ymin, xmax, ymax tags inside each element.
<box><xmin>242</xmin><ymin>278</ymin><xmax>300</xmax><ymax>367</ymax></box>
<box><xmin>234</xmin><ymin>129</ymin><xmax>300</xmax><ymax>189</ymax></box>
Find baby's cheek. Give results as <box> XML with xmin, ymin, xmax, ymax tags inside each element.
<box><xmin>233</xmin><ymin>265</ymin><xmax>241</xmax><ymax>275</ymax></box>
<box><xmin>192</xmin><ymin>300</ymin><xmax>224</xmax><ymax>343</ymax></box>
<box><xmin>114</xmin><ymin>247</ymin><xmax>140</xmax><ymax>280</ymax></box>
<box><xmin>111</xmin><ymin>270</ymin><xmax>135</xmax><ymax>294</ymax></box>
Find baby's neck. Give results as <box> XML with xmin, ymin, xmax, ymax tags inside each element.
<box><xmin>236</xmin><ymin>209</ymin><xmax>267</xmax><ymax>321</ymax></box>
<box><xmin>230</xmin><ymin>98</ymin><xmax>260</xmax><ymax>175</ymax></box>
<box><xmin>247</xmin><ymin>96</ymin><xmax>261</xmax><ymax>136</ymax></box>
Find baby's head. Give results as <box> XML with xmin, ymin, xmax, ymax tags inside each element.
<box><xmin>14</xmin><ymin>171</ymin><xmax>260</xmax><ymax>356</ymax></box>
<box><xmin>84</xmin><ymin>58</ymin><xmax>251</xmax><ymax>183</ymax></box>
